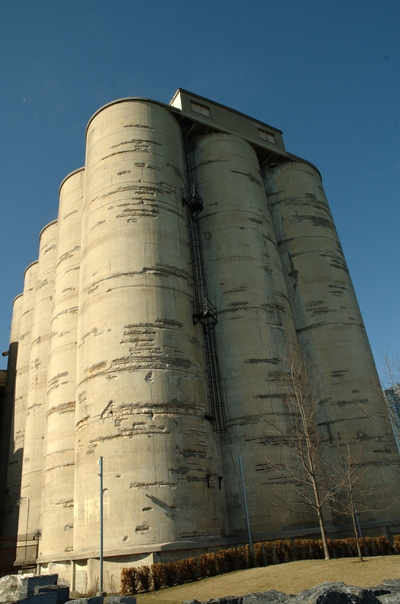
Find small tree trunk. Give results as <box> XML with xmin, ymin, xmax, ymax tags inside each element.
<box><xmin>351</xmin><ymin>508</ymin><xmax>363</xmax><ymax>562</ymax></box>
<box><xmin>311</xmin><ymin>475</ymin><xmax>330</xmax><ymax>560</ymax></box>
<box><xmin>316</xmin><ymin>505</ymin><xmax>330</xmax><ymax>560</ymax></box>
<box><xmin>345</xmin><ymin>451</ymin><xmax>363</xmax><ymax>562</ymax></box>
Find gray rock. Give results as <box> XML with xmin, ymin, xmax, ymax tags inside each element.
<box><xmin>292</xmin><ymin>581</ymin><xmax>381</xmax><ymax>603</ymax></box>
<box><xmin>372</xmin><ymin>579</ymin><xmax>400</xmax><ymax>604</ymax></box>
<box><xmin>34</xmin><ymin>586</ymin><xmax>69</xmax><ymax>604</ymax></box>
<box><xmin>106</xmin><ymin>598</ymin><xmax>136</xmax><ymax>604</ymax></box>
<box><xmin>243</xmin><ymin>590</ymin><xmax>293</xmax><ymax>603</ymax></box>
<box><xmin>17</xmin><ymin>594</ymin><xmax>58</xmax><ymax>604</ymax></box>
<box><xmin>19</xmin><ymin>576</ymin><xmax>58</xmax><ymax>600</ymax></box>
<box><xmin>182</xmin><ymin>598</ymin><xmax>243</xmax><ymax>604</ymax></box>
<box><xmin>182</xmin><ymin>588</ymin><xmax>294</xmax><ymax>603</ymax></box>
<box><xmin>182</xmin><ymin>580</ymin><xmax>400</xmax><ymax>604</ymax></box>
<box><xmin>66</xmin><ymin>598</ymin><xmax>103</xmax><ymax>604</ymax></box>
<box><xmin>213</xmin><ymin>599</ymin><xmax>242</xmax><ymax>604</ymax></box>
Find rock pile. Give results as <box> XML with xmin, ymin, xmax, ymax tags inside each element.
<box><xmin>0</xmin><ymin>575</ymin><xmax>137</xmax><ymax>604</ymax></box>
<box><xmin>0</xmin><ymin>574</ymin><xmax>34</xmax><ymax>603</ymax></box>
<box><xmin>182</xmin><ymin>579</ymin><xmax>400</xmax><ymax>603</ymax></box>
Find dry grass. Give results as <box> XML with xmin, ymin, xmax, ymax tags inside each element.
<box><xmin>135</xmin><ymin>556</ymin><xmax>400</xmax><ymax>604</ymax></box>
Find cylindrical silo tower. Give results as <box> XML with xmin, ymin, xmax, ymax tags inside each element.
<box><xmin>74</xmin><ymin>99</ymin><xmax>225</xmax><ymax>560</ymax></box>
<box><xmin>17</xmin><ymin>222</ymin><xmax>57</xmax><ymax>557</ymax></box>
<box><xmin>3</xmin><ymin>263</ymin><xmax>38</xmax><ymax>539</ymax></box>
<box><xmin>39</xmin><ymin>169</ymin><xmax>85</xmax><ymax>565</ymax></box>
<box><xmin>4</xmin><ymin>89</ymin><xmax>399</xmax><ymax>586</ymax></box>
<box><xmin>0</xmin><ymin>293</ymin><xmax>23</xmax><ymax>542</ymax></box>
<box><xmin>262</xmin><ymin>159</ymin><xmax>400</xmax><ymax>525</ymax></box>
<box><xmin>191</xmin><ymin>132</ymin><xmax>308</xmax><ymax>539</ymax></box>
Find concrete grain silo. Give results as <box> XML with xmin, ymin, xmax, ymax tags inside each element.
<box><xmin>262</xmin><ymin>161</ymin><xmax>400</xmax><ymax>526</ymax></box>
<box><xmin>2</xmin><ymin>88</ymin><xmax>399</xmax><ymax>589</ymax></box>
<box><xmin>39</xmin><ymin>169</ymin><xmax>85</xmax><ymax>567</ymax></box>
<box><xmin>191</xmin><ymin>132</ymin><xmax>305</xmax><ymax>536</ymax></box>
<box><xmin>17</xmin><ymin>222</ymin><xmax>57</xmax><ymax>562</ymax></box>
<box><xmin>2</xmin><ymin>262</ymin><xmax>38</xmax><ymax>545</ymax></box>
<box><xmin>73</xmin><ymin>99</ymin><xmax>225</xmax><ymax>567</ymax></box>
<box><xmin>0</xmin><ymin>294</ymin><xmax>23</xmax><ymax>541</ymax></box>
<box><xmin>0</xmin><ymin>294</ymin><xmax>23</xmax><ymax>570</ymax></box>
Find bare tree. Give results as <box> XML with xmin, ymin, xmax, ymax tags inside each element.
<box><xmin>329</xmin><ymin>438</ymin><xmax>395</xmax><ymax>563</ymax></box>
<box><xmin>380</xmin><ymin>350</ymin><xmax>400</xmax><ymax>387</ymax></box>
<box><xmin>380</xmin><ymin>351</ymin><xmax>400</xmax><ymax>452</ymax></box>
<box><xmin>260</xmin><ymin>346</ymin><xmax>338</xmax><ymax>561</ymax></box>
<box><xmin>324</xmin><ymin>352</ymin><xmax>400</xmax><ymax>561</ymax></box>
<box><xmin>261</xmin><ymin>347</ymin><xmax>399</xmax><ymax>563</ymax></box>
<box><xmin>328</xmin><ymin>444</ymin><xmax>372</xmax><ymax>562</ymax></box>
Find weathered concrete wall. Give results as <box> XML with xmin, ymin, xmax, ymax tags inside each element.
<box><xmin>40</xmin><ymin>169</ymin><xmax>85</xmax><ymax>562</ymax></box>
<box><xmin>3</xmin><ymin>263</ymin><xmax>38</xmax><ymax>538</ymax></box>
<box><xmin>262</xmin><ymin>160</ymin><xmax>400</xmax><ymax>523</ymax></box>
<box><xmin>0</xmin><ymin>294</ymin><xmax>23</xmax><ymax>540</ymax></box>
<box><xmin>73</xmin><ymin>99</ymin><xmax>225</xmax><ymax>558</ymax></box>
<box><xmin>192</xmin><ymin>133</ymin><xmax>311</xmax><ymax>538</ymax></box>
<box><xmin>18</xmin><ymin>223</ymin><xmax>57</xmax><ymax>552</ymax></box>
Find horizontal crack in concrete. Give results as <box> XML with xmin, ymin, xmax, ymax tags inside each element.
<box><xmin>46</xmin><ymin>401</ymin><xmax>75</xmax><ymax>416</ymax></box>
<box><xmin>130</xmin><ymin>481</ymin><xmax>177</xmax><ymax>489</ymax></box>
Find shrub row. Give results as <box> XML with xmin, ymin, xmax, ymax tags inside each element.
<box><xmin>121</xmin><ymin>535</ymin><xmax>399</xmax><ymax>594</ymax></box>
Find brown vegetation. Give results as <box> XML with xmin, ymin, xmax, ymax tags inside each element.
<box><xmin>121</xmin><ymin>535</ymin><xmax>398</xmax><ymax>595</ymax></box>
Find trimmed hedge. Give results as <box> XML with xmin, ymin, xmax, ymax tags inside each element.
<box><xmin>121</xmin><ymin>534</ymin><xmax>399</xmax><ymax>594</ymax></box>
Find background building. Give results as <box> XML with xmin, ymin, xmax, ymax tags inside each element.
<box><xmin>385</xmin><ymin>387</ymin><xmax>400</xmax><ymax>453</ymax></box>
<box><xmin>2</xmin><ymin>89</ymin><xmax>399</xmax><ymax>590</ymax></box>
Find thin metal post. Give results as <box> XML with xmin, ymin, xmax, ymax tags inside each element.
<box><xmin>238</xmin><ymin>453</ymin><xmax>253</xmax><ymax>554</ymax></box>
<box><xmin>24</xmin><ymin>497</ymin><xmax>30</xmax><ymax>567</ymax></box>
<box><xmin>17</xmin><ymin>496</ymin><xmax>30</xmax><ymax>568</ymax></box>
<box><xmin>98</xmin><ymin>457</ymin><xmax>104</xmax><ymax>593</ymax></box>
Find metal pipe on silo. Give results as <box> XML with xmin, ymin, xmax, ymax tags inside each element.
<box><xmin>191</xmin><ymin>132</ymin><xmax>306</xmax><ymax>539</ymax></box>
<box><xmin>17</xmin><ymin>222</ymin><xmax>58</xmax><ymax>557</ymax></box>
<box><xmin>39</xmin><ymin>168</ymin><xmax>85</xmax><ymax>566</ymax></box>
<box><xmin>237</xmin><ymin>453</ymin><xmax>253</xmax><ymax>553</ymax></box>
<box><xmin>3</xmin><ymin>263</ymin><xmax>38</xmax><ymax>542</ymax></box>
<box><xmin>262</xmin><ymin>159</ymin><xmax>400</xmax><ymax>524</ymax></box>
<box><xmin>74</xmin><ymin>99</ymin><xmax>225</xmax><ymax>559</ymax></box>
<box><xmin>98</xmin><ymin>456</ymin><xmax>104</xmax><ymax>595</ymax></box>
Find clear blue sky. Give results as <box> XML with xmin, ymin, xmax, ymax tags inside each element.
<box><xmin>0</xmin><ymin>1</ymin><xmax>399</xmax><ymax>376</ymax></box>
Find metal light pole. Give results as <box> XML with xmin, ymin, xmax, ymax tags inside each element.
<box><xmin>98</xmin><ymin>457</ymin><xmax>104</xmax><ymax>594</ymax></box>
<box><xmin>238</xmin><ymin>453</ymin><xmax>253</xmax><ymax>554</ymax></box>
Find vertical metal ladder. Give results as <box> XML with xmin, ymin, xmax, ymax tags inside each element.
<box><xmin>182</xmin><ymin>127</ymin><xmax>227</xmax><ymax>433</ymax></box>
